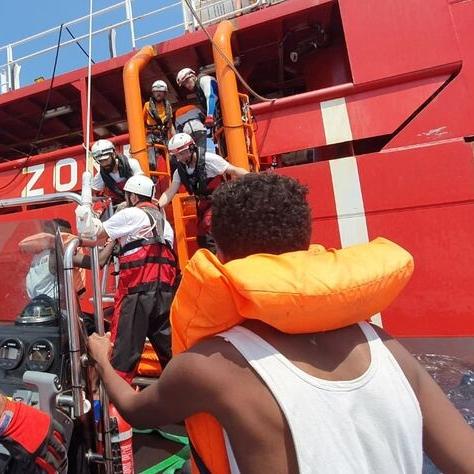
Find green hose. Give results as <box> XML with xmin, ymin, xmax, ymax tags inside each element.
<box><xmin>134</xmin><ymin>428</ymin><xmax>190</xmax><ymax>474</ymax></box>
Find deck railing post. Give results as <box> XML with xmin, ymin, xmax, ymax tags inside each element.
<box><xmin>6</xmin><ymin>44</ymin><xmax>13</xmax><ymax>91</ymax></box>
<box><xmin>125</xmin><ymin>0</ymin><xmax>136</xmax><ymax>49</ymax></box>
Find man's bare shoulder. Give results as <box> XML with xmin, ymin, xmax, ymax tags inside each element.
<box><xmin>371</xmin><ymin>324</ymin><xmax>421</xmax><ymax>396</ymax></box>
<box><xmin>159</xmin><ymin>337</ymin><xmax>248</xmax><ymax>408</ymax></box>
<box><xmin>172</xmin><ymin>336</ymin><xmax>247</xmax><ymax>377</ymax></box>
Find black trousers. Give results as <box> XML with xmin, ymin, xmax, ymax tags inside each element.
<box><xmin>111</xmin><ymin>289</ymin><xmax>173</xmax><ymax>382</ymax></box>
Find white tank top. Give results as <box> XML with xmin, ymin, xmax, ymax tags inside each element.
<box><xmin>217</xmin><ymin>322</ymin><xmax>423</xmax><ymax>474</ymax></box>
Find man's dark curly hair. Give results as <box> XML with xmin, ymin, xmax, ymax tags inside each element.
<box><xmin>211</xmin><ymin>173</ymin><xmax>311</xmax><ymax>260</ymax></box>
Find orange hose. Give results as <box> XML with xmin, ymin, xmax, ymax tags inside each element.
<box><xmin>123</xmin><ymin>45</ymin><xmax>156</xmax><ymax>175</ymax></box>
<box><xmin>212</xmin><ymin>21</ymin><xmax>249</xmax><ymax>170</ymax></box>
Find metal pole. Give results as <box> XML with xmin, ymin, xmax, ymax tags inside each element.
<box><xmin>6</xmin><ymin>45</ymin><xmax>13</xmax><ymax>91</ymax></box>
<box><xmin>99</xmin><ymin>385</ymin><xmax>113</xmax><ymax>473</ymax></box>
<box><xmin>90</xmin><ymin>246</ymin><xmax>113</xmax><ymax>473</ymax></box>
<box><xmin>191</xmin><ymin>0</ymin><xmax>199</xmax><ymax>30</ymax></box>
<box><xmin>181</xmin><ymin>0</ymin><xmax>193</xmax><ymax>32</ymax></box>
<box><xmin>90</xmin><ymin>246</ymin><xmax>105</xmax><ymax>335</ymax></box>
<box><xmin>125</xmin><ymin>0</ymin><xmax>137</xmax><ymax>49</ymax></box>
<box><xmin>64</xmin><ymin>238</ymin><xmax>85</xmax><ymax>417</ymax></box>
<box><xmin>85</xmin><ymin>0</ymin><xmax>94</xmax><ymax>175</ymax></box>
<box><xmin>0</xmin><ymin>192</ymin><xmax>82</xmax><ymax>208</ymax></box>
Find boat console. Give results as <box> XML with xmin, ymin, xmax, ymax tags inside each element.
<box><xmin>0</xmin><ymin>324</ymin><xmax>66</xmax><ymax>404</ymax></box>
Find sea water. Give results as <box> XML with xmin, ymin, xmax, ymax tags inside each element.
<box><xmin>416</xmin><ymin>354</ymin><xmax>474</xmax><ymax>473</ymax></box>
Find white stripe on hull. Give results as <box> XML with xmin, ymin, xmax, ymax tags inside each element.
<box><xmin>321</xmin><ymin>98</ymin><xmax>383</xmax><ymax>327</ymax></box>
<box><xmin>320</xmin><ymin>98</ymin><xmax>353</xmax><ymax>145</ymax></box>
<box><xmin>329</xmin><ymin>157</ymin><xmax>369</xmax><ymax>247</ymax></box>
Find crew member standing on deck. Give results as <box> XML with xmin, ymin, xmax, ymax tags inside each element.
<box><xmin>176</xmin><ymin>68</ymin><xmax>219</xmax><ymax>130</ymax></box>
<box><xmin>143</xmin><ymin>80</ymin><xmax>175</xmax><ymax>171</ymax></box>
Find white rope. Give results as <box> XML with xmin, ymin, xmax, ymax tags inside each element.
<box><xmin>85</xmin><ymin>0</ymin><xmax>94</xmax><ymax>173</ymax></box>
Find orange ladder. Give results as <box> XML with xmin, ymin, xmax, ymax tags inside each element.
<box><xmin>148</xmin><ymin>143</ymin><xmax>198</xmax><ymax>268</ymax></box>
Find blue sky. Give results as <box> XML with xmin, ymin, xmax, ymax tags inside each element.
<box><xmin>0</xmin><ymin>0</ymin><xmax>185</xmax><ymax>87</ymax></box>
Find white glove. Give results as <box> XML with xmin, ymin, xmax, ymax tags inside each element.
<box><xmin>91</xmin><ymin>217</ymin><xmax>103</xmax><ymax>239</ymax></box>
<box><xmin>76</xmin><ymin>204</ymin><xmax>92</xmax><ymax>235</ymax></box>
<box><xmin>76</xmin><ymin>205</ymin><xmax>102</xmax><ymax>239</ymax></box>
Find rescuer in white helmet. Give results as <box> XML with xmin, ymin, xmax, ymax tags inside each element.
<box><xmin>90</xmin><ymin>139</ymin><xmax>143</xmax><ymax>206</ymax></box>
<box><xmin>143</xmin><ymin>80</ymin><xmax>175</xmax><ymax>171</ymax></box>
<box><xmin>176</xmin><ymin>67</ymin><xmax>219</xmax><ymax>130</ymax></box>
<box><xmin>158</xmin><ymin>132</ymin><xmax>248</xmax><ymax>252</ymax></box>
<box><xmin>88</xmin><ymin>174</ymin><xmax>177</xmax><ymax>382</ymax></box>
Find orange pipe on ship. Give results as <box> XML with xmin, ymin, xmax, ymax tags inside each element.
<box><xmin>213</xmin><ymin>21</ymin><xmax>249</xmax><ymax>170</ymax></box>
<box><xmin>123</xmin><ymin>45</ymin><xmax>156</xmax><ymax>175</ymax></box>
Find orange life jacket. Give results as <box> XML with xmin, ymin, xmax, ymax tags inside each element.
<box><xmin>170</xmin><ymin>237</ymin><xmax>414</xmax><ymax>473</ymax></box>
<box><xmin>137</xmin><ymin>342</ymin><xmax>163</xmax><ymax>377</ymax></box>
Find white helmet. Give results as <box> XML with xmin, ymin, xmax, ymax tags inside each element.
<box><xmin>123</xmin><ymin>175</ymin><xmax>155</xmax><ymax>198</ymax></box>
<box><xmin>167</xmin><ymin>133</ymin><xmax>195</xmax><ymax>154</ymax></box>
<box><xmin>176</xmin><ymin>67</ymin><xmax>196</xmax><ymax>87</ymax></box>
<box><xmin>91</xmin><ymin>139</ymin><xmax>115</xmax><ymax>161</ymax></box>
<box><xmin>151</xmin><ymin>80</ymin><xmax>168</xmax><ymax>92</ymax></box>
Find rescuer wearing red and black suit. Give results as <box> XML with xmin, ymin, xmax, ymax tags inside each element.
<box><xmin>92</xmin><ymin>175</ymin><xmax>178</xmax><ymax>383</ymax></box>
<box><xmin>158</xmin><ymin>133</ymin><xmax>248</xmax><ymax>252</ymax></box>
<box><xmin>0</xmin><ymin>394</ymin><xmax>67</xmax><ymax>473</ymax></box>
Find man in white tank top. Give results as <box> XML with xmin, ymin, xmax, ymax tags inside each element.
<box><xmin>89</xmin><ymin>173</ymin><xmax>474</xmax><ymax>474</ymax></box>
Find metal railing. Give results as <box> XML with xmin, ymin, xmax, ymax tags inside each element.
<box><xmin>0</xmin><ymin>0</ymin><xmax>268</xmax><ymax>93</ymax></box>
<box><xmin>183</xmin><ymin>0</ymin><xmax>262</xmax><ymax>31</ymax></box>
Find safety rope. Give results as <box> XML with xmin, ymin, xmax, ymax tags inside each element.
<box><xmin>182</xmin><ymin>0</ymin><xmax>274</xmax><ymax>103</ymax></box>
<box><xmin>65</xmin><ymin>26</ymin><xmax>96</xmax><ymax>64</ymax></box>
